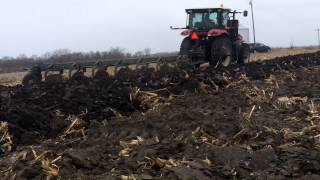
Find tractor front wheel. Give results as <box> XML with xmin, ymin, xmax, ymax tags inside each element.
<box><xmin>210</xmin><ymin>36</ymin><xmax>233</xmax><ymax>67</ymax></box>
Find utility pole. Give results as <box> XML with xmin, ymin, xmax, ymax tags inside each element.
<box><xmin>249</xmin><ymin>0</ymin><xmax>256</xmax><ymax>51</ymax></box>
<box><xmin>316</xmin><ymin>28</ymin><xmax>320</xmax><ymax>48</ymax></box>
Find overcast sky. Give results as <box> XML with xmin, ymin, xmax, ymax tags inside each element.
<box><xmin>0</xmin><ymin>0</ymin><xmax>319</xmax><ymax>57</ymax></box>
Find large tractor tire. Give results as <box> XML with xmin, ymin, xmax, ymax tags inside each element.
<box><xmin>180</xmin><ymin>37</ymin><xmax>201</xmax><ymax>68</ymax></box>
<box><xmin>210</xmin><ymin>36</ymin><xmax>233</xmax><ymax>67</ymax></box>
<box><xmin>179</xmin><ymin>37</ymin><xmax>193</xmax><ymax>55</ymax></box>
<box><xmin>239</xmin><ymin>43</ymin><xmax>250</xmax><ymax>64</ymax></box>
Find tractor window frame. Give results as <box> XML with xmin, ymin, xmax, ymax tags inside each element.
<box><xmin>187</xmin><ymin>11</ymin><xmax>221</xmax><ymax>30</ymax></box>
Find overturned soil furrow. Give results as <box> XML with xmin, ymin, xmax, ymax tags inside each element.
<box><xmin>0</xmin><ymin>51</ymin><xmax>320</xmax><ymax>179</ymax></box>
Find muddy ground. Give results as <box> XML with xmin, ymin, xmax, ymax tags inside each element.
<box><xmin>0</xmin><ymin>52</ymin><xmax>320</xmax><ymax>179</ymax></box>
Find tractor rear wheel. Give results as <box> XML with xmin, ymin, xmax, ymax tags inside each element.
<box><xmin>210</xmin><ymin>36</ymin><xmax>233</xmax><ymax>67</ymax></box>
<box><xmin>179</xmin><ymin>37</ymin><xmax>193</xmax><ymax>55</ymax></box>
<box><xmin>239</xmin><ymin>43</ymin><xmax>250</xmax><ymax>64</ymax></box>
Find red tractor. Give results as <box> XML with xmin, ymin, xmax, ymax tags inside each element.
<box><xmin>172</xmin><ymin>7</ymin><xmax>250</xmax><ymax>67</ymax></box>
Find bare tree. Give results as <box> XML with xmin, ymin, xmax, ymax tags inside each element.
<box><xmin>144</xmin><ymin>48</ymin><xmax>151</xmax><ymax>57</ymax></box>
<box><xmin>108</xmin><ymin>47</ymin><xmax>126</xmax><ymax>58</ymax></box>
<box><xmin>0</xmin><ymin>47</ymin><xmax>136</xmax><ymax>73</ymax></box>
<box><xmin>134</xmin><ymin>51</ymin><xmax>144</xmax><ymax>57</ymax></box>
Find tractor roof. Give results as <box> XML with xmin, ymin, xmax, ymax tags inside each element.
<box><xmin>185</xmin><ymin>8</ymin><xmax>231</xmax><ymax>13</ymax></box>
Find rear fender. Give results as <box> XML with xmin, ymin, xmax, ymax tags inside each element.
<box><xmin>208</xmin><ymin>29</ymin><xmax>229</xmax><ymax>37</ymax></box>
<box><xmin>181</xmin><ymin>29</ymin><xmax>193</xmax><ymax>36</ymax></box>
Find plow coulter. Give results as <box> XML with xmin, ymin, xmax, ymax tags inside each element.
<box><xmin>22</xmin><ymin>55</ymin><xmax>190</xmax><ymax>87</ymax></box>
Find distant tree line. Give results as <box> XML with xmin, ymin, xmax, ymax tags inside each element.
<box><xmin>0</xmin><ymin>47</ymin><xmax>176</xmax><ymax>73</ymax></box>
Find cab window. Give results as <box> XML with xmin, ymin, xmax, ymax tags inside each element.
<box><xmin>222</xmin><ymin>12</ymin><xmax>229</xmax><ymax>26</ymax></box>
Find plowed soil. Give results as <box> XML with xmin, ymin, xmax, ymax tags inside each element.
<box><xmin>1</xmin><ymin>52</ymin><xmax>320</xmax><ymax>179</ymax></box>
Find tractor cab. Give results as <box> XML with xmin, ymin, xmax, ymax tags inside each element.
<box><xmin>185</xmin><ymin>8</ymin><xmax>231</xmax><ymax>31</ymax></box>
<box><xmin>184</xmin><ymin>8</ymin><xmax>247</xmax><ymax>41</ymax></box>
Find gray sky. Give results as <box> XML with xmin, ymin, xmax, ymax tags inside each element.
<box><xmin>0</xmin><ymin>0</ymin><xmax>319</xmax><ymax>57</ymax></box>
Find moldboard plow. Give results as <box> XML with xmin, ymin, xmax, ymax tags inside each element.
<box><xmin>22</xmin><ymin>55</ymin><xmax>190</xmax><ymax>86</ymax></box>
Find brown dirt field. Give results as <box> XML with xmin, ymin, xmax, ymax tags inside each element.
<box><xmin>0</xmin><ymin>51</ymin><xmax>320</xmax><ymax>179</ymax></box>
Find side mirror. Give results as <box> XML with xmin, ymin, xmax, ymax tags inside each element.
<box><xmin>243</xmin><ymin>10</ymin><xmax>248</xmax><ymax>17</ymax></box>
